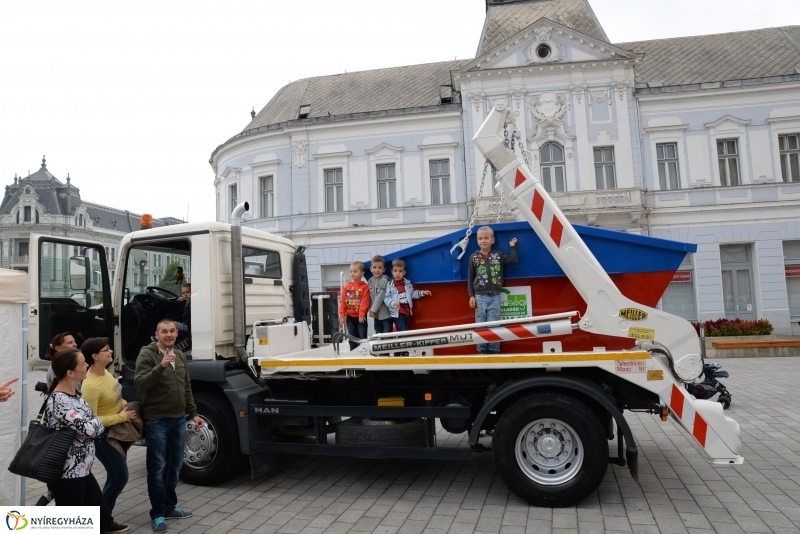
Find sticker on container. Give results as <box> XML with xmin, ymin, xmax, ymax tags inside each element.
<box><xmin>619</xmin><ymin>308</ymin><xmax>648</xmax><ymax>321</ymax></box>
<box><xmin>616</xmin><ymin>360</ymin><xmax>646</xmax><ymax>373</ymax></box>
<box><xmin>628</xmin><ymin>326</ymin><xmax>655</xmax><ymax>341</ymax></box>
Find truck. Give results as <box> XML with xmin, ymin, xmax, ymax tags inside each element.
<box><xmin>25</xmin><ymin>104</ymin><xmax>743</xmax><ymax>507</ymax></box>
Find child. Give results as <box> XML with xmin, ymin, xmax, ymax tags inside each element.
<box><xmin>368</xmin><ymin>256</ymin><xmax>393</xmax><ymax>334</ymax></box>
<box><xmin>384</xmin><ymin>258</ymin><xmax>432</xmax><ymax>332</ymax></box>
<box><xmin>468</xmin><ymin>226</ymin><xmax>518</xmax><ymax>354</ymax></box>
<box><xmin>339</xmin><ymin>261</ymin><xmax>370</xmax><ymax>350</ymax></box>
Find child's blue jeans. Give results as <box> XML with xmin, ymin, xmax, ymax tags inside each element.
<box><xmin>474</xmin><ymin>293</ymin><xmax>501</xmax><ymax>354</ymax></box>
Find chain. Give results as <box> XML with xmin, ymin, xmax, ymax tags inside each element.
<box><xmin>465</xmin><ymin>161</ymin><xmax>490</xmax><ymax>240</ymax></box>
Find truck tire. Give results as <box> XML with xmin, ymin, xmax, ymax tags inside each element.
<box><xmin>492</xmin><ymin>392</ymin><xmax>608</xmax><ymax>507</ymax></box>
<box><xmin>336</xmin><ymin>418</ymin><xmax>426</xmax><ymax>447</ymax></box>
<box><xmin>179</xmin><ymin>392</ymin><xmax>243</xmax><ymax>486</ymax></box>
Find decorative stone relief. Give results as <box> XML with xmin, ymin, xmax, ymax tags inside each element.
<box><xmin>612</xmin><ymin>79</ymin><xmax>629</xmax><ymax>101</ymax></box>
<box><xmin>509</xmin><ymin>88</ymin><xmax>526</xmax><ymax>110</ymax></box>
<box><xmin>524</xmin><ymin>26</ymin><xmax>564</xmax><ymax>65</ymax></box>
<box><xmin>532</xmin><ymin>92</ymin><xmax>568</xmax><ymax>123</ymax></box>
<box><xmin>530</xmin><ymin>92</ymin><xmax>574</xmax><ymax>144</ymax></box>
<box><xmin>588</xmin><ymin>87</ymin><xmax>611</xmax><ymax>106</ymax></box>
<box><xmin>467</xmin><ymin>91</ymin><xmax>485</xmax><ymax>113</ymax></box>
<box><xmin>570</xmin><ymin>83</ymin><xmax>587</xmax><ymax>104</ymax></box>
<box><xmin>292</xmin><ymin>141</ymin><xmax>308</xmax><ymax>168</ymax></box>
<box><xmin>486</xmin><ymin>96</ymin><xmax>508</xmax><ymax>114</ymax></box>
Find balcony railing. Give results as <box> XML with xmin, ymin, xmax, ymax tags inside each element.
<box><xmin>10</xmin><ymin>255</ymin><xmax>29</xmax><ymax>264</ymax></box>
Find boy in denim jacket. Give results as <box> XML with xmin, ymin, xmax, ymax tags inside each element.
<box><xmin>384</xmin><ymin>258</ymin><xmax>431</xmax><ymax>331</ymax></box>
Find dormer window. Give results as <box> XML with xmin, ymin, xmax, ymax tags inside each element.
<box><xmin>439</xmin><ymin>86</ymin><xmax>453</xmax><ymax>104</ymax></box>
<box><xmin>24</xmin><ymin>206</ymin><xmax>31</xmax><ymax>222</ymax></box>
<box><xmin>298</xmin><ymin>104</ymin><xmax>311</xmax><ymax>119</ymax></box>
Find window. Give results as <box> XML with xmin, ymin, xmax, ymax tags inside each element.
<box><xmin>325</xmin><ymin>168</ymin><xmax>344</xmax><ymax>212</ymax></box>
<box><xmin>16</xmin><ymin>211</ymin><xmax>19</xmax><ymax>224</ymax></box>
<box><xmin>430</xmin><ymin>160</ymin><xmax>451</xmax><ymax>205</ymax></box>
<box><xmin>785</xmin><ymin>241</ymin><xmax>800</xmax><ymax>317</ymax></box>
<box><xmin>229</xmin><ymin>184</ymin><xmax>238</xmax><ymax>214</ymax></box>
<box><xmin>717</xmin><ymin>139</ymin><xmax>740</xmax><ymax>186</ymax></box>
<box><xmin>242</xmin><ymin>246</ymin><xmax>281</xmax><ymax>279</ymax></box>
<box><xmin>657</xmin><ymin>143</ymin><xmax>680</xmax><ymax>190</ymax></box>
<box><xmin>35</xmin><ymin>210</ymin><xmax>39</xmax><ymax>223</ymax></box>
<box><xmin>298</xmin><ymin>104</ymin><xmax>311</xmax><ymax>119</ymax></box>
<box><xmin>779</xmin><ymin>134</ymin><xmax>800</xmax><ymax>183</ymax></box>
<box><xmin>660</xmin><ymin>258</ymin><xmax>697</xmax><ymax>321</ymax></box>
<box><xmin>18</xmin><ymin>241</ymin><xmax>29</xmax><ymax>257</ymax></box>
<box><xmin>24</xmin><ymin>206</ymin><xmax>31</xmax><ymax>222</ymax></box>
<box><xmin>377</xmin><ymin>164</ymin><xmax>397</xmax><ymax>209</ymax></box>
<box><xmin>93</xmin><ymin>249</ymin><xmax>99</xmax><ymax>261</ymax></box>
<box><xmin>594</xmin><ymin>147</ymin><xmax>616</xmax><ymax>189</ymax></box>
<box><xmin>260</xmin><ymin>175</ymin><xmax>274</xmax><ymax>218</ymax></box>
<box><xmin>540</xmin><ymin>143</ymin><xmax>566</xmax><ymax>193</ymax></box>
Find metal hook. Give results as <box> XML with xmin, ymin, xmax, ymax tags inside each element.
<box><xmin>450</xmin><ymin>235</ymin><xmax>470</xmax><ymax>259</ymax></box>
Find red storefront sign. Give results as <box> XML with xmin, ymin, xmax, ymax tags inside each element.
<box><xmin>672</xmin><ymin>270</ymin><xmax>692</xmax><ymax>282</ymax></box>
<box><xmin>786</xmin><ymin>265</ymin><xmax>800</xmax><ymax>277</ymax></box>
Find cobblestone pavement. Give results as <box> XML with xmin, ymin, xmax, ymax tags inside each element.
<box><xmin>22</xmin><ymin>357</ymin><xmax>800</xmax><ymax>533</ymax></box>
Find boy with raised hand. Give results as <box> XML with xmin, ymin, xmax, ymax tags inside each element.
<box><xmin>468</xmin><ymin>226</ymin><xmax>518</xmax><ymax>354</ymax></box>
<box><xmin>338</xmin><ymin>261</ymin><xmax>370</xmax><ymax>350</ymax></box>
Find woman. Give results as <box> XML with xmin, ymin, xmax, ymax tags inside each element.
<box><xmin>45</xmin><ymin>332</ymin><xmax>77</xmax><ymax>388</ymax></box>
<box><xmin>81</xmin><ymin>338</ymin><xmax>134</xmax><ymax>533</ymax></box>
<box><xmin>43</xmin><ymin>348</ymin><xmax>111</xmax><ymax>533</ymax></box>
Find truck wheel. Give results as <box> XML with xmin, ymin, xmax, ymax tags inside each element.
<box><xmin>493</xmin><ymin>392</ymin><xmax>608</xmax><ymax>507</ymax></box>
<box><xmin>336</xmin><ymin>418</ymin><xmax>426</xmax><ymax>447</ymax></box>
<box><xmin>179</xmin><ymin>392</ymin><xmax>243</xmax><ymax>486</ymax></box>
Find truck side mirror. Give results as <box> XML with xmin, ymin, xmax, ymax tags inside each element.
<box><xmin>69</xmin><ymin>255</ymin><xmax>90</xmax><ymax>290</ymax></box>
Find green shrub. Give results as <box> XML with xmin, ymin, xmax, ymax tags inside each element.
<box><xmin>691</xmin><ymin>318</ymin><xmax>773</xmax><ymax>337</ymax></box>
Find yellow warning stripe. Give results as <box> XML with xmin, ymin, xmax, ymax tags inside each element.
<box><xmin>260</xmin><ymin>352</ymin><xmax>650</xmax><ymax>368</ymax></box>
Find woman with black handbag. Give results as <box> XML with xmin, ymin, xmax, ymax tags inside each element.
<box><xmin>44</xmin><ymin>348</ymin><xmax>111</xmax><ymax>533</ymax></box>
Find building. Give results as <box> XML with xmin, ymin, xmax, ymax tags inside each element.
<box><xmin>210</xmin><ymin>0</ymin><xmax>800</xmax><ymax>335</ymax></box>
<box><xmin>0</xmin><ymin>157</ymin><xmax>186</xmax><ymax>302</ymax></box>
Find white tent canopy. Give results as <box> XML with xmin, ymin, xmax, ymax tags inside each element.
<box><xmin>0</xmin><ymin>268</ymin><xmax>27</xmax><ymax>506</ymax></box>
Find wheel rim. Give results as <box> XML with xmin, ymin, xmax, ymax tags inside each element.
<box><xmin>183</xmin><ymin>416</ymin><xmax>218</xmax><ymax>470</ymax></box>
<box><xmin>514</xmin><ymin>418</ymin><xmax>584</xmax><ymax>485</ymax></box>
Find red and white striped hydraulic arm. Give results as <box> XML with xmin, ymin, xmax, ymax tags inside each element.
<box><xmin>472</xmin><ymin>104</ymin><xmax>743</xmax><ymax>465</ymax></box>
<box><xmin>473</xmin><ymin>103</ymin><xmax>703</xmax><ymax>383</ymax></box>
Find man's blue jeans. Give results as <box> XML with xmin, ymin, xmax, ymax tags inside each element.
<box><xmin>475</xmin><ymin>293</ymin><xmax>501</xmax><ymax>354</ymax></box>
<box><xmin>145</xmin><ymin>417</ymin><xmax>186</xmax><ymax>519</ymax></box>
<box><xmin>94</xmin><ymin>432</ymin><xmax>129</xmax><ymax>514</ymax></box>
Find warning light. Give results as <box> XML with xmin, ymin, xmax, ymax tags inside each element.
<box><xmin>140</xmin><ymin>214</ymin><xmax>153</xmax><ymax>229</ymax></box>
<box><xmin>239</xmin><ymin>410</ymin><xmax>246</xmax><ymax>418</ymax></box>
<box><xmin>424</xmin><ymin>393</ymin><xmax>432</xmax><ymax>401</ymax></box>
<box><xmin>660</xmin><ymin>407</ymin><xmax>669</xmax><ymax>421</ymax></box>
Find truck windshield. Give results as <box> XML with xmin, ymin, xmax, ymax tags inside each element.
<box><xmin>121</xmin><ymin>241</ymin><xmax>192</xmax><ymax>363</ymax></box>
<box><xmin>124</xmin><ymin>243</ymin><xmax>191</xmax><ymax>298</ymax></box>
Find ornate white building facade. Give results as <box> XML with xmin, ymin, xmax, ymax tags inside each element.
<box><xmin>210</xmin><ymin>0</ymin><xmax>800</xmax><ymax>335</ymax></box>
<box><xmin>0</xmin><ymin>158</ymin><xmax>185</xmax><ymax>292</ymax></box>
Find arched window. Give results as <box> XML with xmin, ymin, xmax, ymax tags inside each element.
<box><xmin>540</xmin><ymin>143</ymin><xmax>566</xmax><ymax>193</ymax></box>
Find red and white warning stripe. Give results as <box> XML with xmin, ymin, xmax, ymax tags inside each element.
<box><xmin>501</xmin><ymin>166</ymin><xmax>570</xmax><ymax>250</ymax></box>
<box><xmin>474</xmin><ymin>318</ymin><xmax>573</xmax><ymax>344</ymax></box>
<box><xmin>662</xmin><ymin>383</ymin><xmax>715</xmax><ymax>450</ymax></box>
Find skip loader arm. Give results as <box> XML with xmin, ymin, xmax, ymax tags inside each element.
<box><xmin>473</xmin><ymin>103</ymin><xmax>743</xmax><ymax>465</ymax></box>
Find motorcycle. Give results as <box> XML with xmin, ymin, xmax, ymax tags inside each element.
<box><xmin>687</xmin><ymin>362</ymin><xmax>732</xmax><ymax>409</ymax></box>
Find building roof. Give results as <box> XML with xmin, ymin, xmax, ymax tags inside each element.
<box><xmin>0</xmin><ymin>158</ymin><xmax>184</xmax><ymax>232</ymax></box>
<box><xmin>619</xmin><ymin>26</ymin><xmax>800</xmax><ymax>88</ymax></box>
<box><xmin>477</xmin><ymin>0</ymin><xmax>609</xmax><ymax>55</ymax></box>
<box><xmin>242</xmin><ymin>60</ymin><xmax>470</xmax><ymax>132</ymax></box>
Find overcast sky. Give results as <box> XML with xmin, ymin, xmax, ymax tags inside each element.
<box><xmin>2</xmin><ymin>0</ymin><xmax>797</xmax><ymax>222</ymax></box>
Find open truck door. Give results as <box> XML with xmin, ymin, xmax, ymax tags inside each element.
<box><xmin>28</xmin><ymin>234</ymin><xmax>114</xmax><ymax>366</ymax></box>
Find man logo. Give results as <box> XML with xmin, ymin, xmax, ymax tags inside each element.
<box><xmin>6</xmin><ymin>511</ymin><xmax>28</xmax><ymax>531</ymax></box>
<box><xmin>619</xmin><ymin>308</ymin><xmax>648</xmax><ymax>321</ymax></box>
